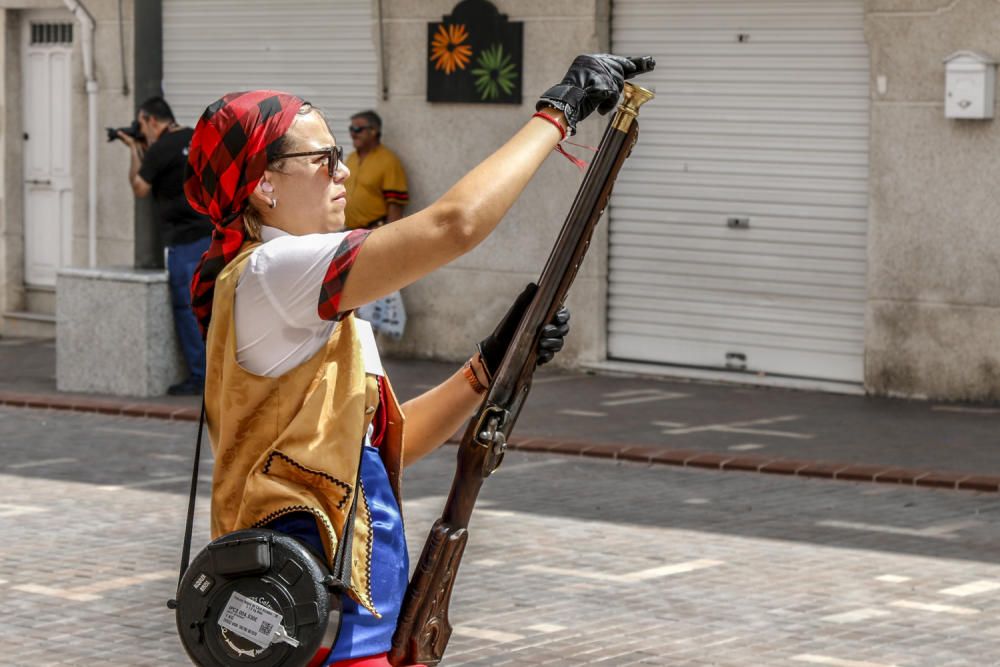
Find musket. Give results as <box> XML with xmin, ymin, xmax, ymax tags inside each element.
<box><xmin>390</xmin><ymin>68</ymin><xmax>656</xmax><ymax>667</ymax></box>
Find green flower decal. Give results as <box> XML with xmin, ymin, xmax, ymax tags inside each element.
<box><xmin>471</xmin><ymin>43</ymin><xmax>518</xmax><ymax>101</ymax></box>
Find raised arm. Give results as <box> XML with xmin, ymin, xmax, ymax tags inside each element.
<box><xmin>338</xmin><ymin>113</ymin><xmax>564</xmax><ymax>311</ymax></box>
<box><xmin>338</xmin><ymin>54</ymin><xmax>639</xmax><ymax>312</ymax></box>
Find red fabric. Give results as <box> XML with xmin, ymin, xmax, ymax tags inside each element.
<box><xmin>310</xmin><ymin>651</ymin><xmax>426</xmax><ymax>667</ymax></box>
<box><xmin>307</xmin><ymin>649</ymin><xmax>331</xmax><ymax>667</ymax></box>
<box><xmin>369</xmin><ymin>376</ymin><xmax>390</xmax><ymax>449</ymax></box>
<box><xmin>317</xmin><ymin>228</ymin><xmax>371</xmax><ymax>321</ymax></box>
<box><xmin>382</xmin><ymin>190</ymin><xmax>409</xmax><ymax>204</ymax></box>
<box><xmin>185</xmin><ymin>90</ymin><xmax>305</xmax><ymax>336</ymax></box>
<box><xmin>330</xmin><ymin>654</ymin><xmax>392</xmax><ymax>667</ymax></box>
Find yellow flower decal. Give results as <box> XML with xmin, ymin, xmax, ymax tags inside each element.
<box><xmin>430</xmin><ymin>23</ymin><xmax>473</xmax><ymax>75</ymax></box>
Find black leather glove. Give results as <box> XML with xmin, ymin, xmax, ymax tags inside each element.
<box><xmin>537</xmin><ymin>54</ymin><xmax>650</xmax><ymax>134</ymax></box>
<box><xmin>478</xmin><ymin>283</ymin><xmax>571</xmax><ymax>379</ymax></box>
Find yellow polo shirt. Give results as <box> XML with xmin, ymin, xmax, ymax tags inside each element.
<box><xmin>344</xmin><ymin>144</ymin><xmax>409</xmax><ymax>229</ymax></box>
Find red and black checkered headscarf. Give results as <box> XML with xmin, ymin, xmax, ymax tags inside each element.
<box><xmin>186</xmin><ymin>90</ymin><xmax>304</xmax><ymax>336</ymax></box>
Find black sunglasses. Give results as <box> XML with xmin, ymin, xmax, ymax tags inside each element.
<box><xmin>348</xmin><ymin>124</ymin><xmax>371</xmax><ymax>134</ymax></box>
<box><xmin>271</xmin><ymin>145</ymin><xmax>345</xmax><ymax>178</ymax></box>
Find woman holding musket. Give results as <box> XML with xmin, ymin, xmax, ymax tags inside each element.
<box><xmin>184</xmin><ymin>54</ymin><xmax>639</xmax><ymax>666</ymax></box>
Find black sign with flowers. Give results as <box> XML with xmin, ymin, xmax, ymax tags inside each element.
<box><xmin>427</xmin><ymin>0</ymin><xmax>523</xmax><ymax>104</ymax></box>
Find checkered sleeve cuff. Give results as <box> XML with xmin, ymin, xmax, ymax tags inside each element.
<box><xmin>317</xmin><ymin>229</ymin><xmax>372</xmax><ymax>321</ymax></box>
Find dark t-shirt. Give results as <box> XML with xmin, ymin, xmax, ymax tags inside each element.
<box><xmin>138</xmin><ymin>127</ymin><xmax>213</xmax><ymax>247</ymax></box>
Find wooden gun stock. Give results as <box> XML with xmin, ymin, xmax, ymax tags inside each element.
<box><xmin>389</xmin><ymin>518</ymin><xmax>467</xmax><ymax>663</ymax></box>
<box><xmin>390</xmin><ymin>81</ymin><xmax>655</xmax><ymax>667</ymax></box>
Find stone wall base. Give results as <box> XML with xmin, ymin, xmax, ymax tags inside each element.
<box><xmin>56</xmin><ymin>268</ymin><xmax>185</xmax><ymax>397</ymax></box>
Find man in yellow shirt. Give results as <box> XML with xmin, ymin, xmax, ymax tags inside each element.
<box><xmin>344</xmin><ymin>110</ymin><xmax>409</xmax><ymax>230</ymax></box>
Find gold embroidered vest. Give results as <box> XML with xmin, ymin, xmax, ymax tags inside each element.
<box><xmin>204</xmin><ymin>243</ymin><xmax>405</xmax><ymax>616</ymax></box>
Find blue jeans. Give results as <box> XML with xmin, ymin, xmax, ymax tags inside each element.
<box><xmin>167</xmin><ymin>236</ymin><xmax>211</xmax><ymax>383</ymax></box>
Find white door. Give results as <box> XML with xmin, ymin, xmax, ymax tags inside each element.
<box><xmin>163</xmin><ymin>0</ymin><xmax>378</xmax><ymax>129</ymax></box>
<box><xmin>608</xmin><ymin>0</ymin><xmax>870</xmax><ymax>383</ymax></box>
<box><xmin>23</xmin><ymin>16</ymin><xmax>74</xmax><ymax>287</ymax></box>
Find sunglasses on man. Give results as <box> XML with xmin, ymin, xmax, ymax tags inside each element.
<box><xmin>271</xmin><ymin>145</ymin><xmax>345</xmax><ymax>178</ymax></box>
<box><xmin>348</xmin><ymin>124</ymin><xmax>371</xmax><ymax>135</ymax></box>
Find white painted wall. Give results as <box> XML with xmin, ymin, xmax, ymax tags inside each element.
<box><xmin>1</xmin><ymin>0</ymin><xmax>136</xmax><ymax>333</ymax></box>
<box><xmin>376</xmin><ymin>0</ymin><xmax>612</xmax><ymax>367</ymax></box>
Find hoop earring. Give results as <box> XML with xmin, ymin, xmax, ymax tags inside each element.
<box><xmin>269</xmin><ymin>197</ymin><xmax>278</xmax><ymax>209</ymax></box>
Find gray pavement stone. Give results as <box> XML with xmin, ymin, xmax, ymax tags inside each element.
<box><xmin>2</xmin><ymin>406</ymin><xmax>1000</xmax><ymax>665</ymax></box>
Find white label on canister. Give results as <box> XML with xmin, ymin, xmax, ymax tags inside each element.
<box><xmin>217</xmin><ymin>591</ymin><xmax>284</xmax><ymax>649</ymax></box>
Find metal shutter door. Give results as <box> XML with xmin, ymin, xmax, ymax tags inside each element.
<box><xmin>608</xmin><ymin>0</ymin><xmax>870</xmax><ymax>382</ymax></box>
<box><xmin>163</xmin><ymin>0</ymin><xmax>377</xmax><ymax>130</ymax></box>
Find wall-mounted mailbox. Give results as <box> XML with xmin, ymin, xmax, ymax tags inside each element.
<box><xmin>944</xmin><ymin>50</ymin><xmax>996</xmax><ymax>119</ymax></box>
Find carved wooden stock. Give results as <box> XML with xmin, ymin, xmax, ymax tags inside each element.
<box><xmin>390</xmin><ymin>80</ymin><xmax>655</xmax><ymax>667</ymax></box>
<box><xmin>390</xmin><ymin>518</ymin><xmax>468</xmax><ymax>664</ymax></box>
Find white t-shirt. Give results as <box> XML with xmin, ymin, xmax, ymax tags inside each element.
<box><xmin>234</xmin><ymin>225</ymin><xmax>382</xmax><ymax>378</ymax></box>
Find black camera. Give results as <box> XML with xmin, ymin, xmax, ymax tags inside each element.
<box><xmin>106</xmin><ymin>119</ymin><xmax>144</xmax><ymax>143</ymax></box>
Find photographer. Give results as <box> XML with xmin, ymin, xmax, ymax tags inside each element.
<box><xmin>117</xmin><ymin>96</ymin><xmax>213</xmax><ymax>396</ymax></box>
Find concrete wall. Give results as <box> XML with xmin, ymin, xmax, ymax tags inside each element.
<box><xmin>83</xmin><ymin>0</ymin><xmax>136</xmax><ymax>268</ymax></box>
<box><xmin>57</xmin><ymin>267</ymin><xmax>184</xmax><ymax>396</ymax></box>
<box><xmin>1</xmin><ymin>6</ymin><xmax>29</xmax><ymax>321</ymax></box>
<box><xmin>864</xmin><ymin>0</ymin><xmax>1000</xmax><ymax>400</ymax></box>
<box><xmin>0</xmin><ymin>0</ymin><xmax>135</xmax><ymax>330</ymax></box>
<box><xmin>376</xmin><ymin>0</ymin><xmax>611</xmax><ymax>367</ymax></box>
<box><xmin>1</xmin><ymin>10</ymin><xmax>10</xmax><ymax>320</ymax></box>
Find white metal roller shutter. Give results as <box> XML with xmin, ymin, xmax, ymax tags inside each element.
<box><xmin>163</xmin><ymin>0</ymin><xmax>377</xmax><ymax>130</ymax></box>
<box><xmin>608</xmin><ymin>0</ymin><xmax>870</xmax><ymax>383</ymax></box>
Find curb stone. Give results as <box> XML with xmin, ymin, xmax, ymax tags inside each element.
<box><xmin>3</xmin><ymin>390</ymin><xmax>996</xmax><ymax>493</ymax></box>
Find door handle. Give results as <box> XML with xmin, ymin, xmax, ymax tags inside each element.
<box><xmin>26</xmin><ymin>179</ymin><xmax>52</xmax><ymax>185</ymax></box>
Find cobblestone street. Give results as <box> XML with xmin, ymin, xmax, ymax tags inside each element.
<box><xmin>2</xmin><ymin>405</ymin><xmax>1000</xmax><ymax>666</ymax></box>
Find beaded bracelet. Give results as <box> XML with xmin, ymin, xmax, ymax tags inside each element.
<box><xmin>462</xmin><ymin>358</ymin><xmax>488</xmax><ymax>395</ymax></box>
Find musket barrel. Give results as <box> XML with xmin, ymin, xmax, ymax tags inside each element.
<box><xmin>389</xmin><ymin>70</ymin><xmax>655</xmax><ymax>667</ymax></box>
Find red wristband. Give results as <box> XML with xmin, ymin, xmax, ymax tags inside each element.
<box><xmin>532</xmin><ymin>111</ymin><xmax>567</xmax><ymax>141</ymax></box>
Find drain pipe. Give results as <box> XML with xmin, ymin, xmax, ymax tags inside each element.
<box><xmin>63</xmin><ymin>0</ymin><xmax>98</xmax><ymax>268</ymax></box>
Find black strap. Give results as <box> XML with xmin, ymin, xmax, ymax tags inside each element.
<box><xmin>171</xmin><ymin>396</ymin><xmax>366</xmax><ymax>600</ymax></box>
<box><xmin>168</xmin><ymin>399</ymin><xmax>207</xmax><ymax>609</ymax></box>
<box><xmin>177</xmin><ymin>397</ymin><xmax>207</xmax><ymax>583</ymax></box>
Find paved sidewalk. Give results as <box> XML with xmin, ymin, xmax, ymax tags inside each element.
<box><xmin>3</xmin><ymin>406</ymin><xmax>1000</xmax><ymax>666</ymax></box>
<box><xmin>2</xmin><ymin>337</ymin><xmax>999</xmax><ymax>490</ymax></box>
